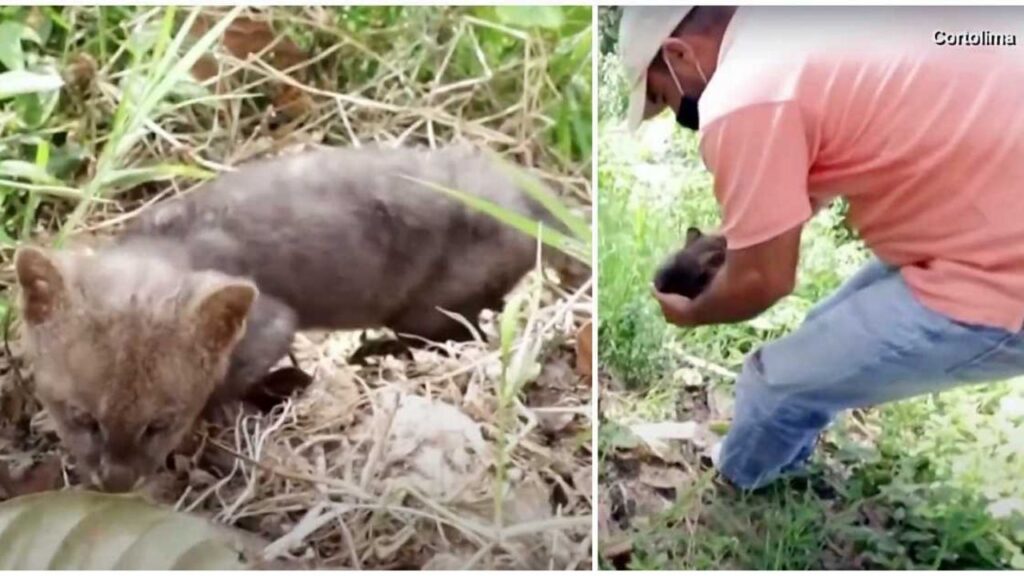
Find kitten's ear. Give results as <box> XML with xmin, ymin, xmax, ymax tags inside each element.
<box><xmin>14</xmin><ymin>246</ymin><xmax>67</xmax><ymax>326</ymax></box>
<box><xmin>191</xmin><ymin>279</ymin><xmax>257</xmax><ymax>354</ymax></box>
<box><xmin>685</xmin><ymin>227</ymin><xmax>703</xmax><ymax>245</ymax></box>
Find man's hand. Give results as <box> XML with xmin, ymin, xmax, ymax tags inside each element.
<box><xmin>652</xmin><ymin>223</ymin><xmax>804</xmax><ymax>328</ymax></box>
<box><xmin>652</xmin><ymin>287</ymin><xmax>700</xmax><ymax>327</ymax></box>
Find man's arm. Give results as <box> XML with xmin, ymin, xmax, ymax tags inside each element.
<box><xmin>654</xmin><ymin>99</ymin><xmax>813</xmax><ymax>327</ymax></box>
<box><xmin>654</xmin><ymin>222</ymin><xmax>802</xmax><ymax>327</ymax></box>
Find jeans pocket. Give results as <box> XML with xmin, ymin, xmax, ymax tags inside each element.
<box><xmin>943</xmin><ymin>331</ymin><xmax>1020</xmax><ymax>376</ymax></box>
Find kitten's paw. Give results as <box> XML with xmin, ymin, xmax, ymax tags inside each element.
<box><xmin>242</xmin><ymin>366</ymin><xmax>313</xmax><ymax>412</ymax></box>
<box><xmin>348</xmin><ymin>337</ymin><xmax>414</xmax><ymax>365</ymax></box>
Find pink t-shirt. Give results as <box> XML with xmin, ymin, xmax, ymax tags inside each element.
<box><xmin>699</xmin><ymin>6</ymin><xmax>1024</xmax><ymax>331</ymax></box>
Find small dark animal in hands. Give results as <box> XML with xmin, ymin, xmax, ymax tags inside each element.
<box><xmin>653</xmin><ymin>227</ymin><xmax>727</xmax><ymax>298</ymax></box>
<box><xmin>14</xmin><ymin>144</ymin><xmax>586</xmax><ymax>492</ymax></box>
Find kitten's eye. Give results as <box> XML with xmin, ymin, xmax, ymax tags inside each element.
<box><xmin>143</xmin><ymin>418</ymin><xmax>172</xmax><ymax>440</ymax></box>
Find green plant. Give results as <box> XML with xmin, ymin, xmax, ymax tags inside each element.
<box><xmin>493</xmin><ymin>270</ymin><xmax>545</xmax><ymax>529</ymax></box>
<box><xmin>478</xmin><ymin>6</ymin><xmax>593</xmax><ymax>163</ymax></box>
<box><xmin>0</xmin><ymin>491</ymin><xmax>265</xmax><ymax>569</ymax></box>
<box><xmin>56</xmin><ymin>7</ymin><xmax>236</xmax><ymax>240</ymax></box>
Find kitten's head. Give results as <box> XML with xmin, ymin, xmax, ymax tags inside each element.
<box><xmin>14</xmin><ymin>245</ymin><xmax>256</xmax><ymax>492</ymax></box>
<box><xmin>653</xmin><ymin>227</ymin><xmax>727</xmax><ymax>298</ymax></box>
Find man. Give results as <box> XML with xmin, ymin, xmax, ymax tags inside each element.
<box><xmin>619</xmin><ymin>5</ymin><xmax>1024</xmax><ymax>489</ymax></box>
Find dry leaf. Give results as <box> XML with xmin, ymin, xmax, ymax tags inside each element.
<box><xmin>600</xmin><ymin>535</ymin><xmax>634</xmax><ymax>562</ymax></box>
<box><xmin>0</xmin><ymin>366</ymin><xmax>38</xmax><ymax>434</ymax></box>
<box><xmin>295</xmin><ymin>361</ymin><xmax>361</xmax><ymax>428</ymax></box>
<box><xmin>638</xmin><ymin>463</ymin><xmax>688</xmax><ymax>490</ymax></box>
<box><xmin>533</xmin><ymin>354</ymin><xmax>577</xmax><ymax>392</ymax></box>
<box><xmin>224</xmin><ymin>17</ymin><xmax>306</xmax><ymax>70</ymax></box>
<box><xmin>629</xmin><ymin>421</ymin><xmax>698</xmax><ymax>462</ymax></box>
<box><xmin>63</xmin><ymin>53</ymin><xmax>97</xmax><ymax>91</ymax></box>
<box><xmin>0</xmin><ymin>455</ymin><xmax>63</xmax><ymax>498</ymax></box>
<box><xmin>272</xmin><ymin>84</ymin><xmax>315</xmax><ymax>121</ymax></box>
<box><xmin>462</xmin><ymin>377</ymin><xmax>497</xmax><ymax>422</ymax></box>
<box><xmin>190</xmin><ymin>54</ymin><xmax>222</xmax><ymax>83</ymax></box>
<box><xmin>575</xmin><ymin>321</ymin><xmax>592</xmax><ymax>379</ymax></box>
<box><xmin>423</xmin><ymin>552</ymin><xmax>476</xmax><ymax>570</ymax></box>
<box><xmin>573</xmin><ymin>465</ymin><xmax>592</xmax><ymax>501</ymax></box>
<box><xmin>526</xmin><ymin>355</ymin><xmax>580</xmax><ymax>433</ymax></box>
<box><xmin>190</xmin><ymin>14</ymin><xmax>307</xmax><ymax>71</ymax></box>
<box><xmin>597</xmin><ymin>489</ymin><xmax>614</xmax><ymax>538</ymax></box>
<box><xmin>188</xmin><ymin>12</ymin><xmax>311</xmax><ymax>119</ymax></box>
<box><xmin>629</xmin><ymin>421</ymin><xmax>697</xmax><ymax>442</ymax></box>
<box><xmin>708</xmin><ymin>385</ymin><xmax>735</xmax><ymax>420</ymax></box>
<box><xmin>504</xmin><ymin>475</ymin><xmax>552</xmax><ymax>525</ymax></box>
<box><xmin>0</xmin><ymin>491</ymin><xmax>267</xmax><ymax>569</ymax></box>
<box><xmin>672</xmin><ymin>367</ymin><xmax>703</xmax><ymax>387</ymax></box>
<box><xmin>535</xmin><ymin>409</ymin><xmax>575</xmax><ymax>434</ymax></box>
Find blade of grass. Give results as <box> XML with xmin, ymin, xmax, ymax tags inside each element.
<box><xmin>57</xmin><ymin>6</ymin><xmax>242</xmax><ymax>243</ymax></box>
<box><xmin>494</xmin><ymin>289</ymin><xmax>524</xmax><ymax>529</ymax></box>
<box><xmin>494</xmin><ymin>264</ymin><xmax>544</xmax><ymax>532</ymax></box>
<box><xmin>0</xmin><ymin>70</ymin><xmax>64</xmax><ymax>100</ymax></box>
<box><xmin>0</xmin><ymin>179</ymin><xmax>85</xmax><ymax>200</ymax></box>
<box><xmin>481</xmin><ymin>148</ymin><xmax>591</xmax><ymax>246</ymax></box>
<box><xmin>98</xmin><ymin>164</ymin><xmax>215</xmax><ymax>192</ymax></box>
<box><xmin>400</xmin><ymin>174</ymin><xmax>587</xmax><ymax>263</ymax></box>
<box><xmin>18</xmin><ymin>141</ymin><xmax>49</xmax><ymax>239</ymax></box>
<box><xmin>151</xmin><ymin>6</ymin><xmax>177</xmax><ymax>66</ymax></box>
<box><xmin>0</xmin><ymin>159</ymin><xmax>60</xmax><ymax>185</ymax></box>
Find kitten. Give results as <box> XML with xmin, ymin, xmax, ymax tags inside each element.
<box><xmin>15</xmin><ymin>144</ymin><xmax>588</xmax><ymax>492</ymax></box>
<box><xmin>652</xmin><ymin>227</ymin><xmax>727</xmax><ymax>299</ymax></box>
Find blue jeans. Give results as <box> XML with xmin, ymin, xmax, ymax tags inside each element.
<box><xmin>718</xmin><ymin>258</ymin><xmax>1024</xmax><ymax>489</ymax></box>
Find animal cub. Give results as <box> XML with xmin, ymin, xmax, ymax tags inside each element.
<box><xmin>15</xmin><ymin>245</ymin><xmax>255</xmax><ymax>492</ymax></box>
<box><xmin>652</xmin><ymin>227</ymin><xmax>727</xmax><ymax>298</ymax></box>
<box><xmin>14</xmin><ymin>144</ymin><xmax>585</xmax><ymax>492</ymax></box>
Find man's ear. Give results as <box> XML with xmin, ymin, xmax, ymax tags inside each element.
<box><xmin>661</xmin><ymin>37</ymin><xmax>692</xmax><ymax>64</ymax></box>
<box><xmin>191</xmin><ymin>278</ymin><xmax>258</xmax><ymax>355</ymax></box>
<box><xmin>685</xmin><ymin>227</ymin><xmax>703</xmax><ymax>245</ymax></box>
<box><xmin>14</xmin><ymin>246</ymin><xmax>67</xmax><ymax>326</ymax></box>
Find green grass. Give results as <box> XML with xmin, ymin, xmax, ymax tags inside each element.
<box><xmin>597</xmin><ymin>49</ymin><xmax>1024</xmax><ymax>569</ymax></box>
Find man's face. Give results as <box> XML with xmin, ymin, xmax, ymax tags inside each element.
<box><xmin>643</xmin><ymin>61</ymin><xmax>682</xmax><ymax>122</ymax></box>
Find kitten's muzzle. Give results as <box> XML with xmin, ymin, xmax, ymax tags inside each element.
<box><xmin>98</xmin><ymin>460</ymin><xmax>144</xmax><ymax>493</ymax></box>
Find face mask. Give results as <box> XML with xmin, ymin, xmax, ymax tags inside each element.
<box><xmin>676</xmin><ymin>95</ymin><xmax>700</xmax><ymax>131</ymax></box>
<box><xmin>662</xmin><ymin>47</ymin><xmax>708</xmax><ymax>131</ymax></box>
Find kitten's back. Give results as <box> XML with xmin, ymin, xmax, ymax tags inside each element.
<box><xmin>123</xmin><ymin>145</ymin><xmax>565</xmax><ymax>330</ymax></box>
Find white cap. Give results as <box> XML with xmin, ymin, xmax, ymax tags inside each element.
<box><xmin>619</xmin><ymin>6</ymin><xmax>695</xmax><ymax>130</ymax></box>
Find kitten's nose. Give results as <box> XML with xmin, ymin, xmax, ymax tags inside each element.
<box><xmin>99</xmin><ymin>461</ymin><xmax>140</xmax><ymax>493</ymax></box>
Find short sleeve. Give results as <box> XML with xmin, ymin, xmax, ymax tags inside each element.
<box><xmin>699</xmin><ymin>101</ymin><xmax>813</xmax><ymax>250</ymax></box>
